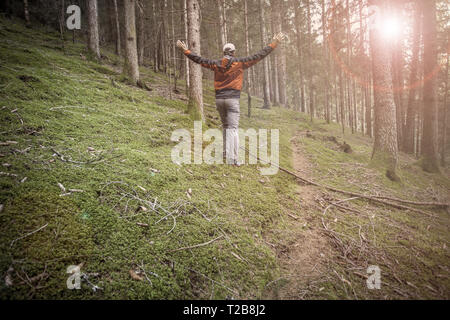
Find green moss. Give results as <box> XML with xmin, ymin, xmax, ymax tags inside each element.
<box><xmin>0</xmin><ymin>16</ymin><xmax>297</xmax><ymax>299</ymax></box>
<box><xmin>0</xmin><ymin>15</ymin><xmax>448</xmax><ymax>300</ymax></box>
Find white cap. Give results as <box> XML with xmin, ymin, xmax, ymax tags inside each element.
<box><xmin>223</xmin><ymin>43</ymin><xmax>235</xmax><ymax>53</ymax></box>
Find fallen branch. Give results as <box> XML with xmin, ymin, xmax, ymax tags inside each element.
<box><xmin>170</xmin><ymin>235</ymin><xmax>223</xmax><ymax>252</ymax></box>
<box><xmin>0</xmin><ymin>171</ymin><xmax>18</xmax><ymax>177</ymax></box>
<box><xmin>10</xmin><ymin>223</ymin><xmax>48</xmax><ymax>247</ymax></box>
<box><xmin>49</xmin><ymin>105</ymin><xmax>95</xmax><ymax>111</ymax></box>
<box><xmin>370</xmin><ymin>195</ymin><xmax>449</xmax><ymax>208</ymax></box>
<box><xmin>242</xmin><ymin>147</ymin><xmax>448</xmax><ymax>214</ymax></box>
<box><xmin>323</xmin><ymin>197</ymin><xmax>360</xmax><ymax>216</ymax></box>
<box><xmin>136</xmin><ymin>222</ymin><xmax>149</xmax><ymax>227</ymax></box>
<box><xmin>0</xmin><ymin>141</ymin><xmax>18</xmax><ymax>146</ymax></box>
<box><xmin>51</xmin><ymin>147</ymin><xmax>106</xmax><ymax>165</ymax></box>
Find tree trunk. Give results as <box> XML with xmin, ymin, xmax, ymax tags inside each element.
<box><xmin>353</xmin><ymin>79</ymin><xmax>357</xmax><ymax>132</ymax></box>
<box><xmin>369</xmin><ymin>0</ymin><xmax>399</xmax><ymax>181</ymax></box>
<box><xmin>171</xmin><ymin>0</ymin><xmax>177</xmax><ymax>92</ymax></box>
<box><xmin>123</xmin><ymin>0</ymin><xmax>140</xmax><ymax>85</ymax></box>
<box><xmin>345</xmin><ymin>0</ymin><xmax>352</xmax><ymax>132</ymax></box>
<box><xmin>186</xmin><ymin>0</ymin><xmax>204</xmax><ymax>121</ymax></box>
<box><xmin>294</xmin><ymin>1</ymin><xmax>305</xmax><ymax>112</ymax></box>
<box><xmin>58</xmin><ymin>0</ymin><xmax>65</xmax><ymax>52</ymax></box>
<box><xmin>391</xmin><ymin>1</ymin><xmax>405</xmax><ymax>150</ymax></box>
<box><xmin>87</xmin><ymin>0</ymin><xmax>100</xmax><ymax>59</ymax></box>
<box><xmin>108</xmin><ymin>0</ymin><xmax>120</xmax><ymax>56</ymax></box>
<box><xmin>277</xmin><ymin>0</ymin><xmax>288</xmax><ymax>107</ymax></box>
<box><xmin>306</xmin><ymin>0</ymin><xmax>314</xmax><ymax>121</ymax></box>
<box><xmin>270</xmin><ymin>7</ymin><xmax>279</xmax><ymax>105</ymax></box>
<box><xmin>321</xmin><ymin>0</ymin><xmax>330</xmax><ymax>122</ymax></box>
<box><xmin>365</xmin><ymin>73</ymin><xmax>372</xmax><ymax>137</ymax></box>
<box><xmin>217</xmin><ymin>0</ymin><xmax>227</xmax><ymax>48</ymax></box>
<box><xmin>441</xmin><ymin>52</ymin><xmax>449</xmax><ymax>166</ymax></box>
<box><xmin>339</xmin><ymin>69</ymin><xmax>345</xmax><ymax>134</ymax></box>
<box><xmin>420</xmin><ymin>0</ymin><xmax>439</xmax><ymax>172</ymax></box>
<box><xmin>112</xmin><ymin>0</ymin><xmax>121</xmax><ymax>56</ymax></box>
<box><xmin>184</xmin><ymin>0</ymin><xmax>190</xmax><ymax>91</ymax></box>
<box><xmin>244</xmin><ymin>0</ymin><xmax>252</xmax><ymax>117</ymax></box>
<box><xmin>136</xmin><ymin>0</ymin><xmax>145</xmax><ymax>66</ymax></box>
<box><xmin>23</xmin><ymin>0</ymin><xmax>30</xmax><ymax>28</ymax></box>
<box><xmin>259</xmin><ymin>0</ymin><xmax>270</xmax><ymax>109</ymax></box>
<box><xmin>404</xmin><ymin>1</ymin><xmax>421</xmax><ymax>154</ymax></box>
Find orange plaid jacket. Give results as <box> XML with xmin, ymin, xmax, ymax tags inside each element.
<box><xmin>184</xmin><ymin>41</ymin><xmax>278</xmax><ymax>99</ymax></box>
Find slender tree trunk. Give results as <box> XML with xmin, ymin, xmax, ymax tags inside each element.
<box><xmin>345</xmin><ymin>0</ymin><xmax>353</xmax><ymax>133</ymax></box>
<box><xmin>369</xmin><ymin>0</ymin><xmax>399</xmax><ymax>181</ymax></box>
<box><xmin>352</xmin><ymin>79</ymin><xmax>357</xmax><ymax>132</ymax></box>
<box><xmin>365</xmin><ymin>73</ymin><xmax>373</xmax><ymax>137</ymax></box>
<box><xmin>111</xmin><ymin>0</ymin><xmax>121</xmax><ymax>56</ymax></box>
<box><xmin>160</xmin><ymin>1</ymin><xmax>167</xmax><ymax>75</ymax></box>
<box><xmin>441</xmin><ymin>52</ymin><xmax>449</xmax><ymax>166</ymax></box>
<box><xmin>152</xmin><ymin>0</ymin><xmax>158</xmax><ymax>72</ymax></box>
<box><xmin>171</xmin><ymin>0</ymin><xmax>177</xmax><ymax>92</ymax></box>
<box><xmin>277</xmin><ymin>0</ymin><xmax>288</xmax><ymax>107</ymax></box>
<box><xmin>244</xmin><ymin>0</ymin><xmax>252</xmax><ymax>117</ymax></box>
<box><xmin>331</xmin><ymin>0</ymin><xmax>338</xmax><ymax>122</ymax></box>
<box><xmin>87</xmin><ymin>0</ymin><xmax>101</xmax><ymax>59</ymax></box>
<box><xmin>184</xmin><ymin>0</ymin><xmax>190</xmax><ymax>91</ymax></box>
<box><xmin>268</xmin><ymin>53</ymin><xmax>274</xmax><ymax>103</ymax></box>
<box><xmin>359</xmin><ymin>0</ymin><xmax>365</xmax><ymax>132</ymax></box>
<box><xmin>23</xmin><ymin>0</ymin><xmax>31</xmax><ymax>28</ymax></box>
<box><xmin>421</xmin><ymin>0</ymin><xmax>439</xmax><ymax>172</ymax></box>
<box><xmin>416</xmin><ymin>110</ymin><xmax>421</xmax><ymax>157</ymax></box>
<box><xmin>391</xmin><ymin>1</ymin><xmax>405</xmax><ymax>150</ymax></box>
<box><xmin>123</xmin><ymin>0</ymin><xmax>140</xmax><ymax>85</ymax></box>
<box><xmin>136</xmin><ymin>0</ymin><xmax>145</xmax><ymax>66</ymax></box>
<box><xmin>306</xmin><ymin>0</ymin><xmax>314</xmax><ymax>121</ymax></box>
<box><xmin>321</xmin><ymin>0</ymin><xmax>330</xmax><ymax>122</ymax></box>
<box><xmin>186</xmin><ymin>0</ymin><xmax>204</xmax><ymax>121</ymax></box>
<box><xmin>404</xmin><ymin>1</ymin><xmax>421</xmax><ymax>153</ymax></box>
<box><xmin>335</xmin><ymin>74</ymin><xmax>339</xmax><ymax>123</ymax></box>
<box><xmin>259</xmin><ymin>0</ymin><xmax>270</xmax><ymax>109</ymax></box>
<box><xmin>270</xmin><ymin>8</ymin><xmax>279</xmax><ymax>105</ymax></box>
<box><xmin>58</xmin><ymin>0</ymin><xmax>65</xmax><ymax>52</ymax></box>
<box><xmin>217</xmin><ymin>0</ymin><xmax>227</xmax><ymax>48</ymax></box>
<box><xmin>339</xmin><ymin>69</ymin><xmax>345</xmax><ymax>134</ymax></box>
<box><xmin>294</xmin><ymin>1</ymin><xmax>305</xmax><ymax>112</ymax></box>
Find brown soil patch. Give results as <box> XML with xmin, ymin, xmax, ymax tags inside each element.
<box><xmin>265</xmin><ymin>131</ymin><xmax>333</xmax><ymax>299</ymax></box>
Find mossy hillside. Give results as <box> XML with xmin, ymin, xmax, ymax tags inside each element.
<box><xmin>0</xmin><ymin>16</ymin><xmax>299</xmax><ymax>299</ymax></box>
<box><xmin>290</xmin><ymin>119</ymin><xmax>449</xmax><ymax>299</ymax></box>
<box><xmin>1</xmin><ymin>16</ymin><xmax>448</xmax><ymax>300</ymax></box>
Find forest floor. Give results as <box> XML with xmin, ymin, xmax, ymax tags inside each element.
<box><xmin>0</xmin><ymin>16</ymin><xmax>449</xmax><ymax>300</ymax></box>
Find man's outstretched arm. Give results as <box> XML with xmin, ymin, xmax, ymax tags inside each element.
<box><xmin>176</xmin><ymin>40</ymin><xmax>217</xmax><ymax>70</ymax></box>
<box><xmin>239</xmin><ymin>32</ymin><xmax>286</xmax><ymax>69</ymax></box>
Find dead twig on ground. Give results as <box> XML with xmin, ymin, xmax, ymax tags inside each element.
<box><xmin>243</xmin><ymin>146</ymin><xmax>449</xmax><ymax>213</ymax></box>
<box><xmin>323</xmin><ymin>197</ymin><xmax>360</xmax><ymax>216</ymax></box>
<box><xmin>10</xmin><ymin>223</ymin><xmax>48</xmax><ymax>247</ymax></box>
<box><xmin>170</xmin><ymin>235</ymin><xmax>223</xmax><ymax>252</ymax></box>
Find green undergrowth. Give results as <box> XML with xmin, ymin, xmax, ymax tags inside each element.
<box><xmin>0</xmin><ymin>16</ymin><xmax>448</xmax><ymax>300</ymax></box>
<box><xmin>0</xmin><ymin>16</ymin><xmax>299</xmax><ymax>299</ymax></box>
<box><xmin>288</xmin><ymin>118</ymin><xmax>449</xmax><ymax>299</ymax></box>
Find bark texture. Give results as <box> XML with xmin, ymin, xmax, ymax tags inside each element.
<box><xmin>123</xmin><ymin>0</ymin><xmax>140</xmax><ymax>85</ymax></box>
<box><xmin>420</xmin><ymin>0</ymin><xmax>439</xmax><ymax>173</ymax></box>
<box><xmin>187</xmin><ymin>0</ymin><xmax>204</xmax><ymax>121</ymax></box>
<box><xmin>87</xmin><ymin>0</ymin><xmax>100</xmax><ymax>59</ymax></box>
<box><xmin>369</xmin><ymin>0</ymin><xmax>399</xmax><ymax>181</ymax></box>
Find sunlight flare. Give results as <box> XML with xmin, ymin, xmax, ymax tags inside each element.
<box><xmin>380</xmin><ymin>15</ymin><xmax>402</xmax><ymax>40</ymax></box>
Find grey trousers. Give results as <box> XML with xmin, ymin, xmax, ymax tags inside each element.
<box><xmin>216</xmin><ymin>98</ymin><xmax>240</xmax><ymax>164</ymax></box>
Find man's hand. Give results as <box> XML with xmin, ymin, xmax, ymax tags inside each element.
<box><xmin>273</xmin><ymin>32</ymin><xmax>286</xmax><ymax>43</ymax></box>
<box><xmin>176</xmin><ymin>40</ymin><xmax>188</xmax><ymax>51</ymax></box>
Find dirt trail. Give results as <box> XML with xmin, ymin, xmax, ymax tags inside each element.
<box><xmin>265</xmin><ymin>131</ymin><xmax>333</xmax><ymax>299</ymax></box>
